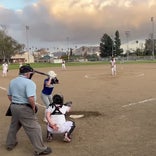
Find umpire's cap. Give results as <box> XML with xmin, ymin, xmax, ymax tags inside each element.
<box><xmin>19</xmin><ymin>64</ymin><xmax>34</xmax><ymax>74</ymax></box>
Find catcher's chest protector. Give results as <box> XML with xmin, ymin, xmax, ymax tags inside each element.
<box><xmin>51</xmin><ymin>105</ymin><xmax>63</xmax><ymax>115</ymax></box>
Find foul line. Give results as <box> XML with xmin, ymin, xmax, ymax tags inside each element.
<box><xmin>36</xmin><ymin>102</ymin><xmax>46</xmax><ymax>108</ymax></box>
<box><xmin>135</xmin><ymin>73</ymin><xmax>144</xmax><ymax>77</ymax></box>
<box><xmin>84</xmin><ymin>73</ymin><xmax>108</xmax><ymax>79</ymax></box>
<box><xmin>122</xmin><ymin>98</ymin><xmax>156</xmax><ymax>108</ymax></box>
<box><xmin>0</xmin><ymin>86</ymin><xmax>7</xmax><ymax>91</ymax></box>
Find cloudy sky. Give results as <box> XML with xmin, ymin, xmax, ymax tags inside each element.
<box><xmin>0</xmin><ymin>0</ymin><xmax>156</xmax><ymax>51</ymax></box>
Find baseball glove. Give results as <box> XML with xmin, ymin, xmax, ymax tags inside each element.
<box><xmin>64</xmin><ymin>101</ymin><xmax>72</xmax><ymax>107</ymax></box>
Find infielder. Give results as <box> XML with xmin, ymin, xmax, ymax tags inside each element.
<box><xmin>2</xmin><ymin>62</ymin><xmax>8</xmax><ymax>77</ymax></box>
<box><xmin>62</xmin><ymin>60</ymin><xmax>66</xmax><ymax>70</ymax></box>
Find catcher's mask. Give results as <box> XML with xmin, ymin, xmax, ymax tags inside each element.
<box><xmin>53</xmin><ymin>94</ymin><xmax>64</xmax><ymax>105</ymax></box>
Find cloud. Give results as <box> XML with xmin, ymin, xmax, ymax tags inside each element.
<box><xmin>1</xmin><ymin>0</ymin><xmax>156</xmax><ymax>49</ymax></box>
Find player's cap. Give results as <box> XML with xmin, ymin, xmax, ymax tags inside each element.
<box><xmin>48</xmin><ymin>71</ymin><xmax>57</xmax><ymax>78</ymax></box>
<box><xmin>19</xmin><ymin>65</ymin><xmax>34</xmax><ymax>74</ymax></box>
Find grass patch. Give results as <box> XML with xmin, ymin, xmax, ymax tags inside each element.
<box><xmin>1</xmin><ymin>60</ymin><xmax>156</xmax><ymax>70</ymax></box>
<box><xmin>0</xmin><ymin>61</ymin><xmax>108</xmax><ymax>70</ymax></box>
<box><xmin>120</xmin><ymin>60</ymin><xmax>156</xmax><ymax>64</ymax></box>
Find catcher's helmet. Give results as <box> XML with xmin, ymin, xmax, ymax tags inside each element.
<box><xmin>53</xmin><ymin>94</ymin><xmax>64</xmax><ymax>105</ymax></box>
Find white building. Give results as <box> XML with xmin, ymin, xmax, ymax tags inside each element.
<box><xmin>11</xmin><ymin>52</ymin><xmax>34</xmax><ymax>63</ymax></box>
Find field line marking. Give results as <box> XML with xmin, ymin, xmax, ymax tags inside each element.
<box><xmin>122</xmin><ymin>98</ymin><xmax>156</xmax><ymax>108</ymax></box>
<box><xmin>135</xmin><ymin>73</ymin><xmax>144</xmax><ymax>77</ymax></box>
<box><xmin>36</xmin><ymin>102</ymin><xmax>46</xmax><ymax>108</ymax></box>
<box><xmin>84</xmin><ymin>72</ymin><xmax>108</xmax><ymax>79</ymax></box>
<box><xmin>0</xmin><ymin>86</ymin><xmax>7</xmax><ymax>91</ymax></box>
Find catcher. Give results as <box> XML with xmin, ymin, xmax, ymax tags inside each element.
<box><xmin>46</xmin><ymin>94</ymin><xmax>75</xmax><ymax>143</ymax></box>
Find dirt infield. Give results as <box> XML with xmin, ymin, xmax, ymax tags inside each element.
<box><xmin>1</xmin><ymin>63</ymin><xmax>156</xmax><ymax>156</ymax></box>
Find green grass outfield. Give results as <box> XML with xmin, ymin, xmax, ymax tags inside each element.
<box><xmin>1</xmin><ymin>60</ymin><xmax>156</xmax><ymax>70</ymax></box>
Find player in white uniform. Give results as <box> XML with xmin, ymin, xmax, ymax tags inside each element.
<box><xmin>110</xmin><ymin>57</ymin><xmax>117</xmax><ymax>76</ymax></box>
<box><xmin>2</xmin><ymin>62</ymin><xmax>8</xmax><ymax>77</ymax></box>
<box><xmin>62</xmin><ymin>60</ymin><xmax>66</xmax><ymax>70</ymax></box>
<box><xmin>46</xmin><ymin>94</ymin><xmax>75</xmax><ymax>142</ymax></box>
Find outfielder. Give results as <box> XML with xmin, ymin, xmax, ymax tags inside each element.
<box><xmin>46</xmin><ymin>94</ymin><xmax>76</xmax><ymax>142</ymax></box>
<box><xmin>110</xmin><ymin>57</ymin><xmax>117</xmax><ymax>76</ymax></box>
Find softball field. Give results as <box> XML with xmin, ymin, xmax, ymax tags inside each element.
<box><xmin>1</xmin><ymin>63</ymin><xmax>156</xmax><ymax>156</ymax></box>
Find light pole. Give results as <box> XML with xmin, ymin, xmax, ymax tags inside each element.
<box><xmin>66</xmin><ymin>37</ymin><xmax>70</xmax><ymax>60</ymax></box>
<box><xmin>0</xmin><ymin>25</ymin><xmax>7</xmax><ymax>62</ymax></box>
<box><xmin>25</xmin><ymin>25</ymin><xmax>30</xmax><ymax>63</ymax></box>
<box><xmin>151</xmin><ymin>17</ymin><xmax>155</xmax><ymax>59</ymax></box>
<box><xmin>125</xmin><ymin>31</ymin><xmax>130</xmax><ymax>60</ymax></box>
<box><xmin>111</xmin><ymin>35</ymin><xmax>114</xmax><ymax>57</ymax></box>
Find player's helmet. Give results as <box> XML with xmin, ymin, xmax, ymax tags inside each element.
<box><xmin>53</xmin><ymin>94</ymin><xmax>64</xmax><ymax>105</ymax></box>
<box><xmin>48</xmin><ymin>71</ymin><xmax>57</xmax><ymax>78</ymax></box>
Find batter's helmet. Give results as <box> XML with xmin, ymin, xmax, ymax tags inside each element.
<box><xmin>48</xmin><ymin>71</ymin><xmax>57</xmax><ymax>78</ymax></box>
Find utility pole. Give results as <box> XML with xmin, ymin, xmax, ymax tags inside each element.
<box><xmin>151</xmin><ymin>17</ymin><xmax>155</xmax><ymax>59</ymax></box>
<box><xmin>66</xmin><ymin>37</ymin><xmax>70</xmax><ymax>60</ymax></box>
<box><xmin>26</xmin><ymin>25</ymin><xmax>30</xmax><ymax>63</ymax></box>
<box><xmin>111</xmin><ymin>35</ymin><xmax>114</xmax><ymax>57</ymax></box>
<box><xmin>125</xmin><ymin>31</ymin><xmax>130</xmax><ymax>60</ymax></box>
<box><xmin>0</xmin><ymin>25</ymin><xmax>7</xmax><ymax>62</ymax></box>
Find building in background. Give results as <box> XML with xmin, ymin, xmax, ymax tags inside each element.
<box><xmin>11</xmin><ymin>51</ymin><xmax>34</xmax><ymax>63</ymax></box>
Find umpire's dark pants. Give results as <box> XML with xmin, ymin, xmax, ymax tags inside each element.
<box><xmin>6</xmin><ymin>104</ymin><xmax>47</xmax><ymax>153</ymax></box>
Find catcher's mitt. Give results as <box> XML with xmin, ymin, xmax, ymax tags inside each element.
<box><xmin>64</xmin><ymin>101</ymin><xmax>72</xmax><ymax>107</ymax></box>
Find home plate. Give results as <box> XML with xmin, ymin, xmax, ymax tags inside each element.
<box><xmin>69</xmin><ymin>114</ymin><xmax>84</xmax><ymax>119</ymax></box>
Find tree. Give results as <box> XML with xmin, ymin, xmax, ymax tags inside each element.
<box><xmin>99</xmin><ymin>33</ymin><xmax>113</xmax><ymax>58</ymax></box>
<box><xmin>0</xmin><ymin>30</ymin><xmax>24</xmax><ymax>62</ymax></box>
<box><xmin>144</xmin><ymin>39</ymin><xmax>154</xmax><ymax>55</ymax></box>
<box><xmin>114</xmin><ymin>30</ymin><xmax>123</xmax><ymax>56</ymax></box>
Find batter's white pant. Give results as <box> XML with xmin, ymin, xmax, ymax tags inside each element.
<box><xmin>41</xmin><ymin>93</ymin><xmax>53</xmax><ymax>108</ymax></box>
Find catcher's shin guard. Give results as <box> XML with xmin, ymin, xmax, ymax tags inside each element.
<box><xmin>47</xmin><ymin>131</ymin><xmax>53</xmax><ymax>142</ymax></box>
<box><xmin>67</xmin><ymin>121</ymin><xmax>76</xmax><ymax>137</ymax></box>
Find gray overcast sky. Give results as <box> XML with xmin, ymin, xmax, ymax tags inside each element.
<box><xmin>0</xmin><ymin>0</ymin><xmax>156</xmax><ymax>51</ymax></box>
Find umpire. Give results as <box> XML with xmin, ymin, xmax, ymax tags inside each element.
<box><xmin>6</xmin><ymin>65</ymin><xmax>52</xmax><ymax>156</ymax></box>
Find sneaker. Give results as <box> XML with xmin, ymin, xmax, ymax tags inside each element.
<box><xmin>63</xmin><ymin>133</ymin><xmax>71</xmax><ymax>143</ymax></box>
<box><xmin>34</xmin><ymin>147</ymin><xmax>52</xmax><ymax>156</ymax></box>
<box><xmin>6</xmin><ymin>142</ymin><xmax>18</xmax><ymax>151</ymax></box>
